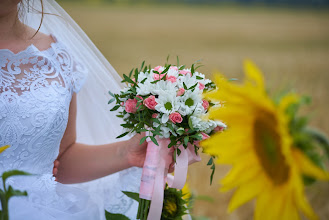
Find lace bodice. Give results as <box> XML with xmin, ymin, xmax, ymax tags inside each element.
<box><xmin>0</xmin><ymin>36</ymin><xmax>86</xmax><ymax>175</ymax></box>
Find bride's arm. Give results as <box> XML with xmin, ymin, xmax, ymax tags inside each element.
<box><xmin>56</xmin><ymin>94</ymin><xmax>147</xmax><ymax>184</ymax></box>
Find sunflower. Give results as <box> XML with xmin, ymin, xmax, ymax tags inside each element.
<box><xmin>0</xmin><ymin>145</ymin><xmax>10</xmax><ymax>154</ymax></box>
<box><xmin>201</xmin><ymin>60</ymin><xmax>329</xmax><ymax>220</ymax></box>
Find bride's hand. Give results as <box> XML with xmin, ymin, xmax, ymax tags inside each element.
<box><xmin>126</xmin><ymin>133</ymin><xmax>148</xmax><ymax>168</ymax></box>
<box><xmin>126</xmin><ymin>133</ymin><xmax>174</xmax><ymax>172</ymax></box>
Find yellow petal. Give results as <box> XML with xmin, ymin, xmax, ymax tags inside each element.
<box><xmin>279</xmin><ymin>93</ymin><xmax>299</xmax><ymax>112</ymax></box>
<box><xmin>0</xmin><ymin>145</ymin><xmax>10</xmax><ymax>154</ymax></box>
<box><xmin>281</xmin><ymin>190</ymin><xmax>300</xmax><ymax>220</ymax></box>
<box><xmin>255</xmin><ymin>190</ymin><xmax>273</xmax><ymax>220</ymax></box>
<box><xmin>293</xmin><ymin>172</ymin><xmax>318</xmax><ymax>220</ymax></box>
<box><xmin>227</xmin><ymin>173</ymin><xmax>266</xmax><ymax>212</ymax></box>
<box><xmin>243</xmin><ymin>59</ymin><xmax>265</xmax><ymax>90</ymax></box>
<box><xmin>292</xmin><ymin>148</ymin><xmax>329</xmax><ymax>180</ymax></box>
<box><xmin>221</xmin><ymin>158</ymin><xmax>260</xmax><ymax>192</ymax></box>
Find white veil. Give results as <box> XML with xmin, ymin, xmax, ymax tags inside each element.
<box><xmin>21</xmin><ymin>0</ymin><xmax>142</xmax><ymax>218</ymax></box>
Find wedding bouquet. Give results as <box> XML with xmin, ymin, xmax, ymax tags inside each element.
<box><xmin>109</xmin><ymin>61</ymin><xmax>225</xmax><ymax>219</ymax></box>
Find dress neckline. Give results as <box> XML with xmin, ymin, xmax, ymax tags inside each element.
<box><xmin>0</xmin><ymin>34</ymin><xmax>58</xmax><ymax>56</ymax></box>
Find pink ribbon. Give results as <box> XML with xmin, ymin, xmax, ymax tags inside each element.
<box><xmin>139</xmin><ymin>137</ymin><xmax>201</xmax><ymax>220</ymax></box>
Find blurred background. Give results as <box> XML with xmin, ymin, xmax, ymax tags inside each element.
<box><xmin>57</xmin><ymin>0</ymin><xmax>329</xmax><ymax>219</ymax></box>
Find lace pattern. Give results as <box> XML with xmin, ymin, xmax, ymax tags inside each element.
<box><xmin>0</xmin><ymin>36</ymin><xmax>87</xmax><ymax>175</ymax></box>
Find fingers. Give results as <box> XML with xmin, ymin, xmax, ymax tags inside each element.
<box><xmin>168</xmin><ymin>161</ymin><xmax>175</xmax><ymax>173</ymax></box>
<box><xmin>54</xmin><ymin>160</ymin><xmax>60</xmax><ymax>168</ymax></box>
<box><xmin>53</xmin><ymin>160</ymin><xmax>60</xmax><ymax>180</ymax></box>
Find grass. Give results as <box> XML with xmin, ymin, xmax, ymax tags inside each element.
<box><xmin>60</xmin><ymin>3</ymin><xmax>329</xmax><ymax>219</ymax></box>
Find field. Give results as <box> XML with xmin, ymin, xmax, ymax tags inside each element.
<box><xmin>60</xmin><ymin>3</ymin><xmax>329</xmax><ymax>219</ymax></box>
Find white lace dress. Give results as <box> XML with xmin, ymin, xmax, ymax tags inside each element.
<box><xmin>0</xmin><ymin>38</ymin><xmax>140</xmax><ymax>219</ymax></box>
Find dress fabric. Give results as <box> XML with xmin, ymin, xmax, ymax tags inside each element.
<box><xmin>0</xmin><ymin>37</ymin><xmax>140</xmax><ymax>219</ymax></box>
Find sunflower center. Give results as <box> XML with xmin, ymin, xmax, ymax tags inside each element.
<box><xmin>253</xmin><ymin>114</ymin><xmax>290</xmax><ymax>185</ymax></box>
<box><xmin>185</xmin><ymin>98</ymin><xmax>194</xmax><ymax>107</ymax></box>
<box><xmin>164</xmin><ymin>102</ymin><xmax>173</xmax><ymax>110</ymax></box>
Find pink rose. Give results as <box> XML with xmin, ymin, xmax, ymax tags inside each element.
<box><xmin>153</xmin><ymin>73</ymin><xmax>165</xmax><ymax>80</ymax></box>
<box><xmin>176</xmin><ymin>88</ymin><xmax>185</xmax><ymax>96</ymax></box>
<box><xmin>152</xmin><ymin>113</ymin><xmax>158</xmax><ymax>118</ymax></box>
<box><xmin>125</xmin><ymin>99</ymin><xmax>138</xmax><ymax>113</ymax></box>
<box><xmin>169</xmin><ymin>112</ymin><xmax>183</xmax><ymax>124</ymax></box>
<box><xmin>166</xmin><ymin>75</ymin><xmax>177</xmax><ymax>83</ymax></box>
<box><xmin>202</xmin><ymin>99</ymin><xmax>209</xmax><ymax>110</ymax></box>
<box><xmin>179</xmin><ymin>70</ymin><xmax>192</xmax><ymax>76</ymax></box>
<box><xmin>198</xmin><ymin>82</ymin><xmax>205</xmax><ymax>90</ymax></box>
<box><xmin>143</xmin><ymin>95</ymin><xmax>157</xmax><ymax>110</ymax></box>
<box><xmin>121</xmin><ymin>102</ymin><xmax>124</xmax><ymax>106</ymax></box>
<box><xmin>154</xmin><ymin>66</ymin><xmax>163</xmax><ymax>73</ymax></box>
<box><xmin>170</xmin><ymin>66</ymin><xmax>178</xmax><ymax>71</ymax></box>
<box><xmin>214</xmin><ymin>126</ymin><xmax>224</xmax><ymax>132</ymax></box>
<box><xmin>200</xmin><ymin>132</ymin><xmax>210</xmax><ymax>140</ymax></box>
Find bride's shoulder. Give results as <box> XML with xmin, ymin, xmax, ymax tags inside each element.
<box><xmin>0</xmin><ymin>26</ymin><xmax>56</xmax><ymax>54</ymax></box>
<box><xmin>25</xmin><ymin>26</ymin><xmax>56</xmax><ymax>51</ymax></box>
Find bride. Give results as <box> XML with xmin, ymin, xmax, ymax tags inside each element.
<box><xmin>0</xmin><ymin>0</ymin><xmax>159</xmax><ymax>219</ymax></box>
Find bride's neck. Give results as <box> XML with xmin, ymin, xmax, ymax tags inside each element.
<box><xmin>0</xmin><ymin>7</ymin><xmax>27</xmax><ymax>41</ymax></box>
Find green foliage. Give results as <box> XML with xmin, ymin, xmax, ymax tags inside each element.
<box><xmin>283</xmin><ymin>94</ymin><xmax>329</xmax><ymax>185</ymax></box>
<box><xmin>0</xmin><ymin>170</ymin><xmax>31</xmax><ymax>220</ymax></box>
<box><xmin>105</xmin><ymin>211</ymin><xmax>130</xmax><ymax>220</ymax></box>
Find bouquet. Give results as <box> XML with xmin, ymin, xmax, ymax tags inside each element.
<box><xmin>109</xmin><ymin>61</ymin><xmax>225</xmax><ymax>219</ymax></box>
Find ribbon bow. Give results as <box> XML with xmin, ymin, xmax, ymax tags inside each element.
<box><xmin>139</xmin><ymin>137</ymin><xmax>201</xmax><ymax>220</ymax></box>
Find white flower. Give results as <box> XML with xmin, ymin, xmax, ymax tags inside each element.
<box><xmin>190</xmin><ymin>116</ymin><xmax>217</xmax><ymax>133</ymax></box>
<box><xmin>193</xmin><ymin>71</ymin><xmax>212</xmax><ymax>87</ymax></box>
<box><xmin>167</xmin><ymin>68</ymin><xmax>179</xmax><ymax>77</ymax></box>
<box><xmin>152</xmin><ymin>80</ymin><xmax>177</xmax><ymax>96</ymax></box>
<box><xmin>155</xmin><ymin>90</ymin><xmax>180</xmax><ymax>115</ymax></box>
<box><xmin>177</xmin><ymin>73</ymin><xmax>198</xmax><ymax>90</ymax></box>
<box><xmin>192</xmin><ymin>102</ymin><xmax>206</xmax><ymax>117</ymax></box>
<box><xmin>178</xmin><ymin>90</ymin><xmax>202</xmax><ymax>116</ymax></box>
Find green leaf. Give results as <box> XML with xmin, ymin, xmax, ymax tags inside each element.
<box><xmin>140</xmin><ymin>61</ymin><xmax>145</xmax><ymax>72</ymax></box>
<box><xmin>176</xmin><ymin>127</ymin><xmax>185</xmax><ymax>135</ymax></box>
<box><xmin>6</xmin><ymin>185</ymin><xmax>28</xmax><ymax>200</ymax></box>
<box><xmin>122</xmin><ymin>191</ymin><xmax>140</xmax><ymax>202</ymax></box>
<box><xmin>128</xmin><ymin>68</ymin><xmax>134</xmax><ymax>78</ymax></box>
<box><xmin>2</xmin><ymin>170</ymin><xmax>31</xmax><ymax>185</ymax></box>
<box><xmin>110</xmin><ymin>105</ymin><xmax>120</xmax><ymax>112</ymax></box>
<box><xmin>207</xmin><ymin>157</ymin><xmax>213</xmax><ymax>166</ymax></box>
<box><xmin>196</xmin><ymin>76</ymin><xmax>204</xmax><ymax>80</ymax></box>
<box><xmin>120</xmin><ymin>124</ymin><xmax>134</xmax><ymax>128</ymax></box>
<box><xmin>195</xmin><ymin>65</ymin><xmax>204</xmax><ymax>70</ymax></box>
<box><xmin>105</xmin><ymin>210</ymin><xmax>130</xmax><ymax>220</ymax></box>
<box><xmin>188</xmin><ymin>117</ymin><xmax>194</xmax><ymax>130</ymax></box>
<box><xmin>179</xmin><ymin>65</ymin><xmax>186</xmax><ymax>70</ymax></box>
<box><xmin>140</xmin><ymin>78</ymin><xmax>147</xmax><ymax>84</ymax></box>
<box><xmin>108</xmin><ymin>90</ymin><xmax>115</xmax><ymax>97</ymax></box>
<box><xmin>140</xmin><ymin>136</ymin><xmax>148</xmax><ymax>145</ymax></box>
<box><xmin>183</xmin><ymin>82</ymin><xmax>187</xmax><ymax>90</ymax></box>
<box><xmin>183</xmin><ymin>136</ymin><xmax>189</xmax><ymax>147</ymax></box>
<box><xmin>123</xmin><ymin>74</ymin><xmax>135</xmax><ymax>85</ymax></box>
<box><xmin>189</xmin><ymin>82</ymin><xmax>198</xmax><ymax>90</ymax></box>
<box><xmin>191</xmin><ymin>64</ymin><xmax>195</xmax><ymax>75</ymax></box>
<box><xmin>162</xmin><ymin>65</ymin><xmax>171</xmax><ymax>74</ymax></box>
<box><xmin>108</xmin><ymin>98</ymin><xmax>116</xmax><ymax>104</ymax></box>
<box><xmin>116</xmin><ymin>132</ymin><xmax>129</xmax><ymax>139</ymax></box>
<box><xmin>150</xmin><ymin>136</ymin><xmax>159</xmax><ymax>146</ymax></box>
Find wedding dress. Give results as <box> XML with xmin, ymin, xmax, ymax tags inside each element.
<box><xmin>0</xmin><ymin>34</ymin><xmax>142</xmax><ymax>219</ymax></box>
<box><xmin>0</xmin><ymin>0</ymin><xmax>142</xmax><ymax>219</ymax></box>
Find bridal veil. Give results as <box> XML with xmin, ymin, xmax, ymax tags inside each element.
<box><xmin>21</xmin><ymin>0</ymin><xmax>142</xmax><ymax>218</ymax></box>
